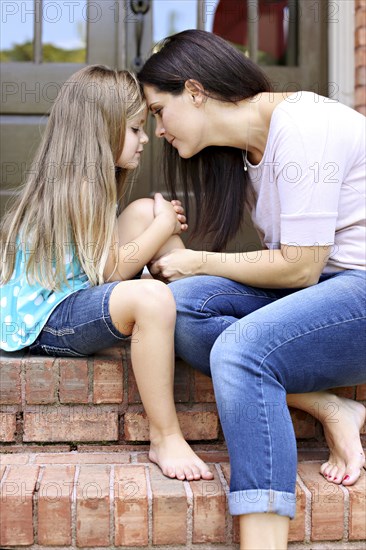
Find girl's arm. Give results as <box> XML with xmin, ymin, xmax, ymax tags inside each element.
<box><xmin>104</xmin><ymin>194</ymin><xmax>187</xmax><ymax>282</ymax></box>
<box><xmin>149</xmin><ymin>244</ymin><xmax>331</xmax><ymax>289</ymax></box>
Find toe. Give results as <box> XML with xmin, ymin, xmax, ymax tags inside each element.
<box><xmin>327</xmin><ymin>464</ymin><xmax>344</xmax><ymax>484</ymax></box>
<box><xmin>342</xmin><ymin>466</ymin><xmax>362</xmax><ymax>486</ymax></box>
<box><xmin>176</xmin><ymin>467</ymin><xmax>186</xmax><ymax>481</ymax></box>
<box><xmin>183</xmin><ymin>466</ymin><xmax>195</xmax><ymax>481</ymax></box>
<box><xmin>320</xmin><ymin>461</ymin><xmax>333</xmax><ymax>479</ymax></box>
<box><xmin>190</xmin><ymin>465</ymin><xmax>202</xmax><ymax>480</ymax></box>
<box><xmin>202</xmin><ymin>468</ymin><xmax>214</xmax><ymax>480</ymax></box>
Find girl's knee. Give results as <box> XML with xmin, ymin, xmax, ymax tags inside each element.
<box><xmin>124</xmin><ymin>198</ymin><xmax>154</xmax><ymax>222</ymax></box>
<box><xmin>136</xmin><ymin>279</ymin><xmax>176</xmax><ymax>320</ymax></box>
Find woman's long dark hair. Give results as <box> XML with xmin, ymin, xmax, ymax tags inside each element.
<box><xmin>138</xmin><ymin>29</ymin><xmax>272</xmax><ymax>250</ymax></box>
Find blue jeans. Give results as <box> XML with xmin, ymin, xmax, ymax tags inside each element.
<box><xmin>29</xmin><ymin>281</ymin><xmax>130</xmax><ymax>357</ymax></box>
<box><xmin>169</xmin><ymin>270</ymin><xmax>366</xmax><ymax>518</ymax></box>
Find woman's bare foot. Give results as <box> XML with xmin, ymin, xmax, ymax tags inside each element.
<box><xmin>318</xmin><ymin>394</ymin><xmax>365</xmax><ymax>486</ymax></box>
<box><xmin>149</xmin><ymin>432</ymin><xmax>214</xmax><ymax>481</ymax></box>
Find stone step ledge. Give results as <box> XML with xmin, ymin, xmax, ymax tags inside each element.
<box><xmin>1</xmin><ymin>349</ymin><xmax>365</xmax><ymax>447</ymax></box>
<box><xmin>0</xmin><ymin>451</ymin><xmax>365</xmax><ymax>548</ymax></box>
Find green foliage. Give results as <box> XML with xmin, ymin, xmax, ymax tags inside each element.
<box><xmin>0</xmin><ymin>41</ymin><xmax>86</xmax><ymax>63</ymax></box>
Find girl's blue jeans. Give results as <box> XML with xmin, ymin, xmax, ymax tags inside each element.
<box><xmin>169</xmin><ymin>270</ymin><xmax>366</xmax><ymax>518</ymax></box>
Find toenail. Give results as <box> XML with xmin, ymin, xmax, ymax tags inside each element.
<box><xmin>343</xmin><ymin>475</ymin><xmax>350</xmax><ymax>481</ymax></box>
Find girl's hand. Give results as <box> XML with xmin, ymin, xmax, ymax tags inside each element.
<box><xmin>149</xmin><ymin>249</ymin><xmax>202</xmax><ymax>282</ymax></box>
<box><xmin>153</xmin><ymin>193</ymin><xmax>188</xmax><ymax>235</ymax></box>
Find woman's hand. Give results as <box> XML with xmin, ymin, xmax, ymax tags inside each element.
<box><xmin>153</xmin><ymin>193</ymin><xmax>188</xmax><ymax>235</ymax></box>
<box><xmin>149</xmin><ymin>248</ymin><xmax>202</xmax><ymax>282</ymax></box>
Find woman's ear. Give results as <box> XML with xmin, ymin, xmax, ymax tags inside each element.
<box><xmin>184</xmin><ymin>79</ymin><xmax>206</xmax><ymax>105</ymax></box>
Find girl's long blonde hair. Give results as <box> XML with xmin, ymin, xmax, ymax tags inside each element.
<box><xmin>1</xmin><ymin>65</ymin><xmax>145</xmax><ymax>290</ymax></box>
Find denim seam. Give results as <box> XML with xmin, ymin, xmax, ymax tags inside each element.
<box><xmin>259</xmin><ymin>367</ymin><xmax>273</xmax><ymax>499</ymax></box>
<box><xmin>259</xmin><ymin>314</ymin><xmax>366</xmax><ymax>370</ymax></box>
<box><xmin>200</xmin><ymin>292</ymin><xmax>273</xmax><ymax>313</ymax></box>
<box><xmin>42</xmin><ymin>326</ymin><xmax>74</xmax><ymax>336</ymax></box>
<box><xmin>101</xmin><ymin>282</ymin><xmax>128</xmax><ymax>340</ymax></box>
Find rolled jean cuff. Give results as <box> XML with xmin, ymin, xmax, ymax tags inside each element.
<box><xmin>229</xmin><ymin>489</ymin><xmax>296</xmax><ymax>519</ymax></box>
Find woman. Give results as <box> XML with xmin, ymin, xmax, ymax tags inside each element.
<box><xmin>138</xmin><ymin>30</ymin><xmax>366</xmax><ymax>549</ymax></box>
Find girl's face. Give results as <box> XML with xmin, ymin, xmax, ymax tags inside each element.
<box><xmin>116</xmin><ymin>110</ymin><xmax>149</xmax><ymax>169</ymax></box>
<box><xmin>143</xmin><ymin>85</ymin><xmax>204</xmax><ymax>159</ymax></box>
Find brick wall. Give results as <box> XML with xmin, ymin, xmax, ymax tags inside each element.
<box><xmin>355</xmin><ymin>0</ymin><xmax>366</xmax><ymax>113</ymax></box>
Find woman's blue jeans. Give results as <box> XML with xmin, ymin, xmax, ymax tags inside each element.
<box><xmin>169</xmin><ymin>270</ymin><xmax>366</xmax><ymax>518</ymax></box>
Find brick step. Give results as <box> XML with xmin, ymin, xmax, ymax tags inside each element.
<box><xmin>1</xmin><ymin>449</ymin><xmax>365</xmax><ymax>548</ymax></box>
<box><xmin>1</xmin><ymin>347</ymin><xmax>366</xmax><ymax>449</ymax></box>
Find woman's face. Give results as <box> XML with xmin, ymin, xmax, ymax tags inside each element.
<box><xmin>143</xmin><ymin>85</ymin><xmax>204</xmax><ymax>158</ymax></box>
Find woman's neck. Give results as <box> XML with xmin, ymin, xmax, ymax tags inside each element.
<box><xmin>204</xmin><ymin>92</ymin><xmax>291</xmax><ymax>164</ymax></box>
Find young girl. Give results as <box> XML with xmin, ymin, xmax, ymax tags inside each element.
<box><xmin>138</xmin><ymin>30</ymin><xmax>366</xmax><ymax>549</ymax></box>
<box><xmin>0</xmin><ymin>64</ymin><xmax>213</xmax><ymax>482</ymax></box>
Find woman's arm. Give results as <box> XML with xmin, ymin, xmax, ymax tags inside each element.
<box><xmin>149</xmin><ymin>244</ymin><xmax>331</xmax><ymax>289</ymax></box>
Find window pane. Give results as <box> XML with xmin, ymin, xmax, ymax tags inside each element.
<box><xmin>153</xmin><ymin>0</ymin><xmax>197</xmax><ymax>44</ymax></box>
<box><xmin>42</xmin><ymin>0</ymin><xmax>87</xmax><ymax>62</ymax></box>
<box><xmin>211</xmin><ymin>0</ymin><xmax>299</xmax><ymax>66</ymax></box>
<box><xmin>0</xmin><ymin>0</ymin><xmax>34</xmax><ymax>61</ymax></box>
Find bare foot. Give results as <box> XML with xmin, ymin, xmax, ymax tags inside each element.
<box><xmin>149</xmin><ymin>433</ymin><xmax>214</xmax><ymax>481</ymax></box>
<box><xmin>317</xmin><ymin>395</ymin><xmax>365</xmax><ymax>486</ymax></box>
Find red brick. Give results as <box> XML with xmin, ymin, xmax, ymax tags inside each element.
<box><xmin>355</xmin><ymin>86</ymin><xmax>366</xmax><ymax>108</ymax></box>
<box><xmin>127</xmin><ymin>361</ymin><xmax>141</xmax><ymax>404</ymax></box>
<box><xmin>194</xmin><ymin>370</ymin><xmax>216</xmax><ymax>402</ymax></box>
<box><xmin>25</xmin><ymin>356</ymin><xmax>57</xmax><ymax>404</ymax></box>
<box><xmin>288</xmin><ymin>482</ymin><xmax>306</xmax><ymax>542</ymax></box>
<box><xmin>124</xmin><ymin>406</ymin><xmax>219</xmax><ymax>441</ymax></box>
<box><xmin>220</xmin><ymin>463</ymin><xmax>239</xmax><ymax>543</ymax></box>
<box><xmin>190</xmin><ymin>467</ymin><xmax>226</xmax><ymax>543</ymax></box>
<box><xmin>0</xmin><ymin>465</ymin><xmax>39</xmax><ymax>546</ymax></box>
<box><xmin>356</xmin><ymin>105</ymin><xmax>366</xmax><ymax>116</ymax></box>
<box><xmin>34</xmin><ymin>452</ymin><xmax>130</xmax><ymax>464</ymax></box>
<box><xmin>290</xmin><ymin>408</ymin><xmax>317</xmax><ymax>439</ymax></box>
<box><xmin>356</xmin><ymin>0</ymin><xmax>366</xmax><ymax>11</ymax></box>
<box><xmin>0</xmin><ymin>444</ymin><xmax>71</xmax><ymax>453</ymax></box>
<box><xmin>114</xmin><ymin>465</ymin><xmax>148</xmax><ymax>546</ymax></box>
<box><xmin>0</xmin><ymin>412</ymin><xmax>16</xmax><ymax>442</ymax></box>
<box><xmin>149</xmin><ymin>464</ymin><xmax>187</xmax><ymax>545</ymax></box>
<box><xmin>173</xmin><ymin>359</ymin><xmax>191</xmax><ymax>402</ymax></box>
<box><xmin>332</xmin><ymin>386</ymin><xmax>356</xmax><ymax>399</ymax></box>
<box><xmin>356</xmin><ymin>384</ymin><xmax>366</xmax><ymax>401</ymax></box>
<box><xmin>24</xmin><ymin>406</ymin><xmax>118</xmax><ymax>442</ymax></box>
<box><xmin>355</xmin><ymin>46</ymin><xmax>366</xmax><ymax>69</ymax></box>
<box><xmin>76</xmin><ymin>465</ymin><xmax>111</xmax><ymax>547</ymax></box>
<box><xmin>0</xmin><ymin>360</ymin><xmax>21</xmax><ymax>404</ymax></box>
<box><xmin>298</xmin><ymin>462</ymin><xmax>344</xmax><ymax>541</ymax></box>
<box><xmin>356</xmin><ymin>27</ymin><xmax>366</xmax><ymax>48</ymax></box>
<box><xmin>356</xmin><ymin>7</ymin><xmax>366</xmax><ymax>29</ymax></box>
<box><xmin>38</xmin><ymin>464</ymin><xmax>75</xmax><ymax>545</ymax></box>
<box><xmin>93</xmin><ymin>358</ymin><xmax>123</xmax><ymax>404</ymax></box>
<box><xmin>356</xmin><ymin>67</ymin><xmax>366</xmax><ymax>86</ymax></box>
<box><xmin>128</xmin><ymin>359</ymin><xmax>190</xmax><ymax>404</ymax></box>
<box><xmin>348</xmin><ymin>470</ymin><xmax>366</xmax><ymax>540</ymax></box>
<box><xmin>0</xmin><ymin>453</ymin><xmax>30</xmax><ymax>464</ymax></box>
<box><xmin>59</xmin><ymin>358</ymin><xmax>88</xmax><ymax>404</ymax></box>
<box><xmin>78</xmin><ymin>443</ymin><xmax>148</xmax><ymax>453</ymax></box>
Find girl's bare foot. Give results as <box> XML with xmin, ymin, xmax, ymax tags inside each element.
<box><xmin>317</xmin><ymin>395</ymin><xmax>365</xmax><ymax>486</ymax></box>
<box><xmin>149</xmin><ymin>432</ymin><xmax>214</xmax><ymax>481</ymax></box>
